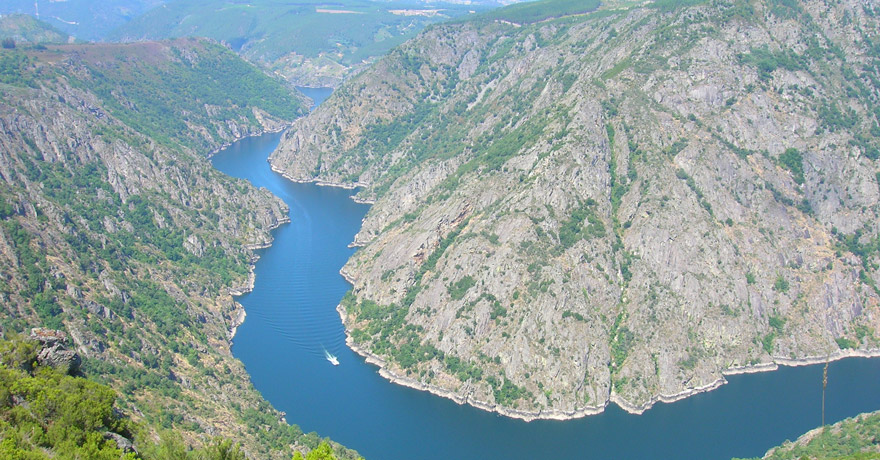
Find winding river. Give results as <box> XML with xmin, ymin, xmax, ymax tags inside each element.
<box><xmin>211</xmin><ymin>91</ymin><xmax>880</xmax><ymax>460</ymax></box>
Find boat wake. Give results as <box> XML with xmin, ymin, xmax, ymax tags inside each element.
<box><xmin>323</xmin><ymin>347</ymin><xmax>339</xmax><ymax>366</ymax></box>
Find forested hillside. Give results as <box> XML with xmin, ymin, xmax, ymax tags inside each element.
<box><xmin>0</xmin><ymin>39</ymin><xmax>357</xmax><ymax>459</ymax></box>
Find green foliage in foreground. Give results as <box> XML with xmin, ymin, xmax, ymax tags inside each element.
<box><xmin>734</xmin><ymin>410</ymin><xmax>880</xmax><ymax>460</ymax></box>
<box><xmin>0</xmin><ymin>335</ymin><xmax>354</xmax><ymax>460</ymax></box>
<box><xmin>293</xmin><ymin>441</ymin><xmax>337</xmax><ymax>460</ymax></box>
<box><xmin>0</xmin><ymin>335</ymin><xmax>224</xmax><ymax>459</ymax></box>
<box><xmin>0</xmin><ymin>365</ymin><xmax>137</xmax><ymax>459</ymax></box>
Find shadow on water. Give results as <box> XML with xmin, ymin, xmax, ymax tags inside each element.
<box><xmin>212</xmin><ymin>120</ymin><xmax>880</xmax><ymax>460</ymax></box>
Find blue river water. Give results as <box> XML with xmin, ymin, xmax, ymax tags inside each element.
<box><xmin>211</xmin><ymin>94</ymin><xmax>880</xmax><ymax>460</ymax></box>
<box><xmin>296</xmin><ymin>86</ymin><xmax>334</xmax><ymax>112</ymax></box>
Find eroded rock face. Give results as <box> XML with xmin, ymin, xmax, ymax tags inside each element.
<box><xmin>272</xmin><ymin>0</ymin><xmax>880</xmax><ymax>419</ymax></box>
<box><xmin>37</xmin><ymin>344</ymin><xmax>81</xmax><ymax>374</ymax></box>
<box><xmin>30</xmin><ymin>328</ymin><xmax>66</xmax><ymax>347</ymax></box>
<box><xmin>30</xmin><ymin>328</ymin><xmax>81</xmax><ymax>374</ymax></box>
<box><xmin>103</xmin><ymin>431</ymin><xmax>136</xmax><ymax>454</ymax></box>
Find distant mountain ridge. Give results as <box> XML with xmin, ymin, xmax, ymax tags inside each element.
<box><xmin>0</xmin><ymin>14</ymin><xmax>71</xmax><ymax>44</ymax></box>
<box><xmin>107</xmin><ymin>0</ymin><xmax>494</xmax><ymax>87</ymax></box>
<box><xmin>0</xmin><ymin>0</ymin><xmax>166</xmax><ymax>41</ymax></box>
<box><xmin>271</xmin><ymin>0</ymin><xmax>880</xmax><ymax>420</ymax></box>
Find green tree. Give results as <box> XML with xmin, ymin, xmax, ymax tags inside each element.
<box><xmin>778</xmin><ymin>148</ymin><xmax>805</xmax><ymax>184</ymax></box>
<box><xmin>773</xmin><ymin>275</ymin><xmax>790</xmax><ymax>293</ymax></box>
<box><xmin>197</xmin><ymin>439</ymin><xmax>246</xmax><ymax>460</ymax></box>
<box><xmin>293</xmin><ymin>441</ymin><xmax>337</xmax><ymax>460</ymax></box>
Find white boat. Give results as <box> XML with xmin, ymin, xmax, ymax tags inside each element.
<box><xmin>324</xmin><ymin>349</ymin><xmax>339</xmax><ymax>366</ymax></box>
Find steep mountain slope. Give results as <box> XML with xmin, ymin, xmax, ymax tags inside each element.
<box><xmin>0</xmin><ymin>40</ymin><xmax>357</xmax><ymax>458</ymax></box>
<box><xmin>271</xmin><ymin>0</ymin><xmax>880</xmax><ymax>419</ymax></box>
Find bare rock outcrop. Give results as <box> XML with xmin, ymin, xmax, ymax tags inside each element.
<box><xmin>30</xmin><ymin>328</ymin><xmax>81</xmax><ymax>374</ymax></box>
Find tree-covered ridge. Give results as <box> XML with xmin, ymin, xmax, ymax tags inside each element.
<box><xmin>735</xmin><ymin>410</ymin><xmax>880</xmax><ymax>460</ymax></box>
<box><xmin>272</xmin><ymin>0</ymin><xmax>880</xmax><ymax>418</ymax></box>
<box><xmin>57</xmin><ymin>38</ymin><xmax>306</xmax><ymax>151</ymax></box>
<box><xmin>0</xmin><ymin>41</ymin><xmax>357</xmax><ymax>458</ymax></box>
<box><xmin>476</xmin><ymin>0</ymin><xmax>601</xmax><ymax>24</ymax></box>
<box><xmin>0</xmin><ymin>39</ymin><xmax>306</xmax><ymax>151</ymax></box>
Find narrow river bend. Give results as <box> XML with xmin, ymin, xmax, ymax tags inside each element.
<box><xmin>212</xmin><ymin>94</ymin><xmax>880</xmax><ymax>460</ymax></box>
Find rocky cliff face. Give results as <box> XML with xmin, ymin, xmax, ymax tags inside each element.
<box><xmin>272</xmin><ymin>0</ymin><xmax>880</xmax><ymax>419</ymax></box>
<box><xmin>0</xmin><ymin>40</ymin><xmax>360</xmax><ymax>459</ymax></box>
